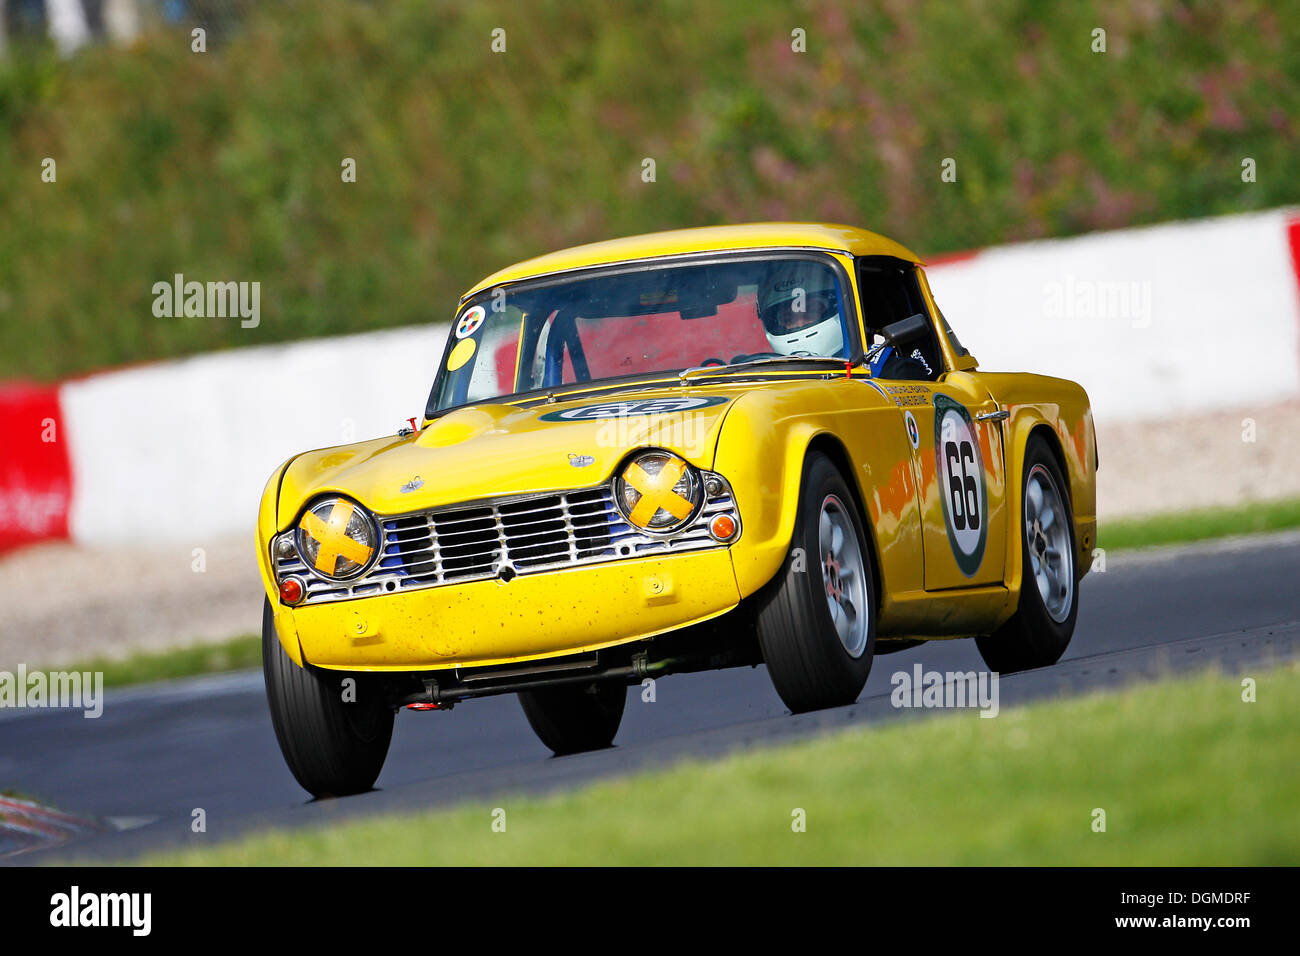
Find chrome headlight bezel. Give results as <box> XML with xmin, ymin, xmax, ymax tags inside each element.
<box><xmin>613</xmin><ymin>449</ymin><xmax>704</xmax><ymax>535</ymax></box>
<box><xmin>294</xmin><ymin>496</ymin><xmax>381</xmax><ymax>581</ymax></box>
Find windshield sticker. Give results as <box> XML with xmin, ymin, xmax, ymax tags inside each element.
<box><xmin>447</xmin><ymin>337</ymin><xmax>477</xmax><ymax>371</ymax></box>
<box><xmin>539</xmin><ymin>396</ymin><xmax>729</xmax><ymax>422</ymax></box>
<box><xmin>934</xmin><ymin>395</ymin><xmax>988</xmax><ymax>576</ymax></box>
<box><xmin>455</xmin><ymin>305</ymin><xmax>486</xmax><ymax>339</ymax></box>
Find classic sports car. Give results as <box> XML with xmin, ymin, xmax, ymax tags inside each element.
<box><xmin>257</xmin><ymin>223</ymin><xmax>1097</xmax><ymax>797</ymax></box>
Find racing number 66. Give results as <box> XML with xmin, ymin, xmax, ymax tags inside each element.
<box><xmin>945</xmin><ymin>440</ymin><xmax>980</xmax><ymax>531</ymax></box>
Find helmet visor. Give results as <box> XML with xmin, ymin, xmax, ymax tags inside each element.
<box><xmin>760</xmin><ymin>290</ymin><xmax>839</xmax><ymax>334</ymax></box>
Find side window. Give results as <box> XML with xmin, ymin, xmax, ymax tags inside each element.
<box><xmin>857</xmin><ymin>257</ymin><xmax>943</xmax><ymax>380</ymax></box>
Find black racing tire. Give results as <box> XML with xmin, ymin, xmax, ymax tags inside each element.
<box><xmin>518</xmin><ymin>682</ymin><xmax>626</xmax><ymax>756</ymax></box>
<box><xmin>754</xmin><ymin>451</ymin><xmax>876</xmax><ymax>713</ymax></box>
<box><xmin>262</xmin><ymin>598</ymin><xmax>394</xmax><ymax>797</ymax></box>
<box><xmin>976</xmin><ymin>437</ymin><xmax>1080</xmax><ymax>673</ymax></box>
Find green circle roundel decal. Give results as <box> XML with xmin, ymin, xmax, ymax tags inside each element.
<box><xmin>933</xmin><ymin>395</ymin><xmax>988</xmax><ymax>576</ymax></box>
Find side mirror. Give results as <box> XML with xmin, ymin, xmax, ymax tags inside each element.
<box><xmin>880</xmin><ymin>313</ymin><xmax>930</xmax><ymax>347</ymax></box>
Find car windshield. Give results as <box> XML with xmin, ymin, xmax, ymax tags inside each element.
<box><xmin>429</xmin><ymin>253</ymin><xmax>853</xmax><ymax>413</ymax></box>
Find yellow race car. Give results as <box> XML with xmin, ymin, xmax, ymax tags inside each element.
<box><xmin>257</xmin><ymin>223</ymin><xmax>1097</xmax><ymax>797</ymax></box>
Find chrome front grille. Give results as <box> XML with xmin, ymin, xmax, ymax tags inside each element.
<box><xmin>384</xmin><ymin>488</ymin><xmax>622</xmax><ymax>583</ymax></box>
<box><xmin>276</xmin><ymin>482</ymin><xmax>739</xmax><ymax>606</ymax></box>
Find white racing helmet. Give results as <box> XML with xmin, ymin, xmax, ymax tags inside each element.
<box><xmin>757</xmin><ymin>263</ymin><xmax>845</xmax><ymax>357</ymax></box>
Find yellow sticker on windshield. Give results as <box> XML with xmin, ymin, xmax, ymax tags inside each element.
<box><xmin>447</xmin><ymin>337</ymin><xmax>477</xmax><ymax>371</ymax></box>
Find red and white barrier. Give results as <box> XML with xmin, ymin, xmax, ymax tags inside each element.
<box><xmin>58</xmin><ymin>326</ymin><xmax>451</xmax><ymax>547</ymax></box>
<box><xmin>924</xmin><ymin>206</ymin><xmax>1300</xmax><ymax>423</ymax></box>
<box><xmin>3</xmin><ymin>207</ymin><xmax>1299</xmax><ymax>552</ymax></box>
<box><xmin>0</xmin><ymin>384</ymin><xmax>72</xmax><ymax>551</ymax></box>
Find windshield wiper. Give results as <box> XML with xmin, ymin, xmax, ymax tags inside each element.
<box><xmin>677</xmin><ymin>356</ymin><xmax>848</xmax><ymax>384</ymax></box>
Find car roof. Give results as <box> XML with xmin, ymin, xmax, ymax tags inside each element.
<box><xmin>461</xmin><ymin>222</ymin><xmax>923</xmax><ymax>299</ymax></box>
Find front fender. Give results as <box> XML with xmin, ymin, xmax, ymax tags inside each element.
<box><xmin>256</xmin><ymin>457</ymin><xmax>305</xmax><ymax>667</ymax></box>
<box><xmin>712</xmin><ymin>381</ymin><xmax>924</xmax><ymax>603</ymax></box>
<box><xmin>713</xmin><ymin>402</ymin><xmax>821</xmax><ymax>600</ymax></box>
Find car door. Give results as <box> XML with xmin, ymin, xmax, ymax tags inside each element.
<box><xmin>857</xmin><ymin>259</ymin><xmax>1008</xmax><ymax>590</ymax></box>
<box><xmin>876</xmin><ymin>373</ymin><xmax>1009</xmax><ymax>589</ymax></box>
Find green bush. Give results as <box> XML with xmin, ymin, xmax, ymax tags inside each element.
<box><xmin>2</xmin><ymin>0</ymin><xmax>1297</xmax><ymax>380</ymax></box>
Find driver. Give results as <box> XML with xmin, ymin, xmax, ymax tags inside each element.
<box><xmin>757</xmin><ymin>264</ymin><xmax>846</xmax><ymax>357</ymax></box>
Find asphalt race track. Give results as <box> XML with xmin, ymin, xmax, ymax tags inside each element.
<box><xmin>4</xmin><ymin>531</ymin><xmax>1297</xmax><ymax>863</ymax></box>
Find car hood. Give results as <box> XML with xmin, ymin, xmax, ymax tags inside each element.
<box><xmin>275</xmin><ymin>382</ymin><xmax>755</xmax><ymax>524</ymax></box>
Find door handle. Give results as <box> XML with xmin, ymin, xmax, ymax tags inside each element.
<box><xmin>976</xmin><ymin>409</ymin><xmax>1009</xmax><ymax>422</ymax></box>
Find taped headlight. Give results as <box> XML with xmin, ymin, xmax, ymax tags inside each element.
<box><xmin>296</xmin><ymin>497</ymin><xmax>379</xmax><ymax>579</ymax></box>
<box><xmin>615</xmin><ymin>450</ymin><xmax>701</xmax><ymax>532</ymax></box>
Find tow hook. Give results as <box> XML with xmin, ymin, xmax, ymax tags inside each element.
<box><xmin>404</xmin><ymin>678</ymin><xmax>453</xmax><ymax>711</ymax></box>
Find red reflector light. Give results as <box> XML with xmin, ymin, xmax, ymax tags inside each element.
<box><xmin>406</xmin><ymin>702</ymin><xmax>443</xmax><ymax>711</ymax></box>
<box><xmin>279</xmin><ymin>577</ymin><xmax>304</xmax><ymax>605</ymax></box>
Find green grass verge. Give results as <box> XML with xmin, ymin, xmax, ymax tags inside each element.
<box><xmin>2</xmin><ymin>0</ymin><xmax>1298</xmax><ymax>379</ymax></box>
<box><xmin>1100</xmin><ymin>497</ymin><xmax>1300</xmax><ymax>551</ymax></box>
<box><xmin>72</xmin><ymin>635</ymin><xmax>260</xmax><ymax>689</ymax></box>
<box><xmin>136</xmin><ymin>663</ymin><xmax>1299</xmax><ymax>866</ymax></box>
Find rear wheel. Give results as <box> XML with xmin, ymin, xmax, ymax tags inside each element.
<box><xmin>518</xmin><ymin>682</ymin><xmax>626</xmax><ymax>756</ymax></box>
<box><xmin>976</xmin><ymin>437</ymin><xmax>1079</xmax><ymax>673</ymax></box>
<box><xmin>755</xmin><ymin>452</ymin><xmax>876</xmax><ymax>713</ymax></box>
<box><xmin>262</xmin><ymin>599</ymin><xmax>394</xmax><ymax>797</ymax></box>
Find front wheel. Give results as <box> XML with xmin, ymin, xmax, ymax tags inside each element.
<box><xmin>262</xmin><ymin>599</ymin><xmax>394</xmax><ymax>797</ymax></box>
<box><xmin>976</xmin><ymin>437</ymin><xmax>1079</xmax><ymax>673</ymax></box>
<box><xmin>518</xmin><ymin>682</ymin><xmax>626</xmax><ymax>756</ymax></box>
<box><xmin>754</xmin><ymin>452</ymin><xmax>876</xmax><ymax>713</ymax></box>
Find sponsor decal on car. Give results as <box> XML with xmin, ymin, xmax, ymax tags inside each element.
<box><xmin>538</xmin><ymin>395</ymin><xmax>729</xmax><ymax>422</ymax></box>
<box><xmin>882</xmin><ymin>383</ymin><xmax>930</xmax><ymax>407</ymax></box>
<box><xmin>933</xmin><ymin>394</ymin><xmax>988</xmax><ymax>576</ymax></box>
<box><xmin>904</xmin><ymin>410</ymin><xmax>920</xmax><ymax>449</ymax></box>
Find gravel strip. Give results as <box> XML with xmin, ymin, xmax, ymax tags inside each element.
<box><xmin>1095</xmin><ymin>400</ymin><xmax>1300</xmax><ymax>517</ymax></box>
<box><xmin>0</xmin><ymin>537</ymin><xmax>261</xmax><ymax>670</ymax></box>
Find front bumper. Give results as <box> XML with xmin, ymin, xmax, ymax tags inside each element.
<box><xmin>281</xmin><ymin>548</ymin><xmax>742</xmax><ymax>672</ymax></box>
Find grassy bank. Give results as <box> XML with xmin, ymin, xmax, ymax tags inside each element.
<box><xmin>75</xmin><ymin>635</ymin><xmax>260</xmax><ymax>688</ymax></box>
<box><xmin>2</xmin><ymin>0</ymin><xmax>1297</xmax><ymax>379</ymax></box>
<box><xmin>136</xmin><ymin>663</ymin><xmax>1299</xmax><ymax>865</ymax></box>
<box><xmin>1099</xmin><ymin>497</ymin><xmax>1300</xmax><ymax>551</ymax></box>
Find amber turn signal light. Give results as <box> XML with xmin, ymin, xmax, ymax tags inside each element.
<box><xmin>708</xmin><ymin>514</ymin><xmax>737</xmax><ymax>541</ymax></box>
